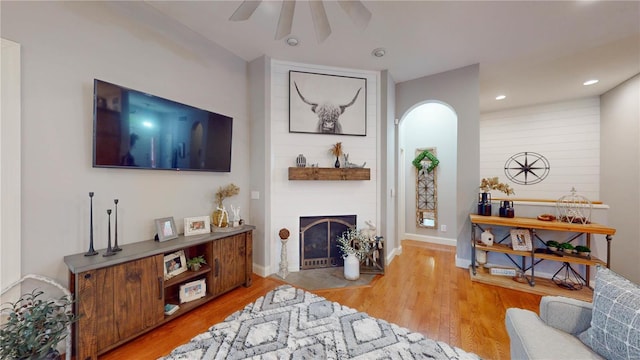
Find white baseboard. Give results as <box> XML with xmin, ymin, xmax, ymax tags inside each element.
<box><xmin>404</xmin><ymin>233</ymin><xmax>457</xmax><ymax>247</ymax></box>
<box><xmin>252</xmin><ymin>263</ymin><xmax>269</xmax><ymax>277</ymax></box>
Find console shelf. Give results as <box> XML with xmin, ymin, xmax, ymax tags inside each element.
<box><xmin>470</xmin><ymin>215</ymin><xmax>615</xmax><ymax>299</ymax></box>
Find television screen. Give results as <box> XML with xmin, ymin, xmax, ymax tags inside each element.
<box><xmin>93</xmin><ymin>79</ymin><xmax>232</xmax><ymax>172</ymax></box>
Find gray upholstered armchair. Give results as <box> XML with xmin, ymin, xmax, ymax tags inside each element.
<box><xmin>505</xmin><ymin>296</ymin><xmax>603</xmax><ymax>359</ymax></box>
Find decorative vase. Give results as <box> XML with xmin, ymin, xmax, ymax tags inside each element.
<box><xmin>296</xmin><ymin>154</ymin><xmax>306</xmax><ymax>167</ymax></box>
<box><xmin>212</xmin><ymin>208</ymin><xmax>228</xmax><ymax>228</ymax></box>
<box><xmin>343</xmin><ymin>253</ymin><xmax>360</xmax><ymax>280</ymax></box>
<box><xmin>499</xmin><ymin>200</ymin><xmax>515</xmax><ymax>218</ymax></box>
<box><xmin>190</xmin><ymin>264</ymin><xmax>202</xmax><ymax>271</ymax></box>
<box><xmin>478</xmin><ymin>192</ymin><xmax>492</xmax><ymax>216</ymax></box>
<box><xmin>334</xmin><ymin>157</ymin><xmax>340</xmax><ymax>168</ymax></box>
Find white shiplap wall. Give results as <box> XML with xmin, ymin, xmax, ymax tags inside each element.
<box><xmin>481</xmin><ymin>98</ymin><xmax>600</xmax><ymax>201</ymax></box>
<box><xmin>269</xmin><ymin>60</ymin><xmax>379</xmax><ymax>274</ymax></box>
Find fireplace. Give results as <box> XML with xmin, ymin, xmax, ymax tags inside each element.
<box><xmin>299</xmin><ymin>215</ymin><xmax>357</xmax><ymax>269</ymax></box>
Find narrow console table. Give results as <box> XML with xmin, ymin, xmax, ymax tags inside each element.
<box><xmin>64</xmin><ymin>226</ymin><xmax>253</xmax><ymax>360</ymax></box>
<box><xmin>469</xmin><ymin>215</ymin><xmax>615</xmax><ymax>300</ymax></box>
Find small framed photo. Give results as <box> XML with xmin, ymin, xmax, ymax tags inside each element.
<box><xmin>510</xmin><ymin>229</ymin><xmax>532</xmax><ymax>251</ymax></box>
<box><xmin>184</xmin><ymin>216</ymin><xmax>210</xmax><ymax>237</ymax></box>
<box><xmin>155</xmin><ymin>217</ymin><xmax>178</xmax><ymax>242</ymax></box>
<box><xmin>164</xmin><ymin>250</ymin><xmax>187</xmax><ymax>279</ymax></box>
<box><xmin>179</xmin><ymin>278</ymin><xmax>206</xmax><ymax>303</ymax></box>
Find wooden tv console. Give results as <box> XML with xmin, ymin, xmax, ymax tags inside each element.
<box><xmin>64</xmin><ymin>226</ymin><xmax>253</xmax><ymax>360</ymax></box>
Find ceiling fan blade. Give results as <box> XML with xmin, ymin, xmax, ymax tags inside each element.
<box><xmin>275</xmin><ymin>1</ymin><xmax>296</xmax><ymax>40</ymax></box>
<box><xmin>229</xmin><ymin>0</ymin><xmax>262</xmax><ymax>21</ymax></box>
<box><xmin>337</xmin><ymin>0</ymin><xmax>372</xmax><ymax>29</ymax></box>
<box><xmin>309</xmin><ymin>1</ymin><xmax>331</xmax><ymax>43</ymax></box>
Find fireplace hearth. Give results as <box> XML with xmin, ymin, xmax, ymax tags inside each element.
<box><xmin>299</xmin><ymin>215</ymin><xmax>356</xmax><ymax>269</ymax></box>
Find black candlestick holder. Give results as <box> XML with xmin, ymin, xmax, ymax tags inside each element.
<box><xmin>103</xmin><ymin>209</ymin><xmax>116</xmax><ymax>257</ymax></box>
<box><xmin>85</xmin><ymin>192</ymin><xmax>98</xmax><ymax>256</ymax></box>
<box><xmin>112</xmin><ymin>199</ymin><xmax>122</xmax><ymax>252</ymax></box>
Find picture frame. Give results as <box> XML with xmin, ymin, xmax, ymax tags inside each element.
<box><xmin>510</xmin><ymin>229</ymin><xmax>532</xmax><ymax>251</ymax></box>
<box><xmin>289</xmin><ymin>70</ymin><xmax>367</xmax><ymax>136</ymax></box>
<box><xmin>155</xmin><ymin>216</ymin><xmax>178</xmax><ymax>242</ymax></box>
<box><xmin>184</xmin><ymin>216</ymin><xmax>210</xmax><ymax>236</ymax></box>
<box><xmin>163</xmin><ymin>250</ymin><xmax>187</xmax><ymax>279</ymax></box>
<box><xmin>179</xmin><ymin>278</ymin><xmax>206</xmax><ymax>303</ymax></box>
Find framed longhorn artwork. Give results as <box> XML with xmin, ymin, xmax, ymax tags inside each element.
<box><xmin>289</xmin><ymin>71</ymin><xmax>367</xmax><ymax>136</ymax></box>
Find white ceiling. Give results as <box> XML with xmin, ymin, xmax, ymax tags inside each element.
<box><xmin>122</xmin><ymin>1</ymin><xmax>638</xmax><ymax>113</ymax></box>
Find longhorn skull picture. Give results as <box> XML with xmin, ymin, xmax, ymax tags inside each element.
<box><xmin>289</xmin><ymin>71</ymin><xmax>367</xmax><ymax>136</ymax></box>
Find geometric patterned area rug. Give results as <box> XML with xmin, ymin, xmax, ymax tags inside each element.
<box><xmin>159</xmin><ymin>285</ymin><xmax>480</xmax><ymax>360</ymax></box>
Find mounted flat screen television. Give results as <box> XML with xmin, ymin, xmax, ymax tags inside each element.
<box><xmin>93</xmin><ymin>79</ymin><xmax>232</xmax><ymax>172</ymax></box>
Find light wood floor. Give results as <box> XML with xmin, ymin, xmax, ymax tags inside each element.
<box><xmin>100</xmin><ymin>240</ymin><xmax>542</xmax><ymax>359</ymax></box>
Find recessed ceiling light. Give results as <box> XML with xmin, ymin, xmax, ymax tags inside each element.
<box><xmin>583</xmin><ymin>79</ymin><xmax>599</xmax><ymax>86</ymax></box>
<box><xmin>496</xmin><ymin>95</ymin><xmax>506</xmax><ymax>100</ymax></box>
<box><xmin>371</xmin><ymin>48</ymin><xmax>386</xmax><ymax>58</ymax></box>
<box><xmin>286</xmin><ymin>37</ymin><xmax>299</xmax><ymax>46</ymax></box>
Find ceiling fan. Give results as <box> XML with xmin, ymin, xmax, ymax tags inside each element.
<box><xmin>229</xmin><ymin>0</ymin><xmax>372</xmax><ymax>43</ymax></box>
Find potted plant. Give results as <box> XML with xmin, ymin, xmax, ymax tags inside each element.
<box><xmin>559</xmin><ymin>242</ymin><xmax>575</xmax><ymax>254</ymax></box>
<box><xmin>336</xmin><ymin>228</ymin><xmax>369</xmax><ymax>280</ymax></box>
<box><xmin>575</xmin><ymin>245</ymin><xmax>591</xmax><ymax>257</ymax></box>
<box><xmin>1</xmin><ymin>289</ymin><xmax>79</xmax><ymax>360</ymax></box>
<box><xmin>186</xmin><ymin>255</ymin><xmax>207</xmax><ymax>271</ymax></box>
<box><xmin>546</xmin><ymin>240</ymin><xmax>560</xmax><ymax>252</ymax></box>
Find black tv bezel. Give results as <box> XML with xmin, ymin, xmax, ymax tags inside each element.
<box><xmin>92</xmin><ymin>79</ymin><xmax>233</xmax><ymax>173</ymax></box>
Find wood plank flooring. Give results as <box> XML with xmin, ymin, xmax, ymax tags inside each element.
<box><xmin>99</xmin><ymin>240</ymin><xmax>542</xmax><ymax>360</ymax></box>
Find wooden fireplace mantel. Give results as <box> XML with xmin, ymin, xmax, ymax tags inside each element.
<box><xmin>288</xmin><ymin>167</ymin><xmax>370</xmax><ymax>181</ymax></box>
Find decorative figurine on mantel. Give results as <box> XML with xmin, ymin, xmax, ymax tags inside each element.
<box><xmin>212</xmin><ymin>183</ymin><xmax>239</xmax><ymax>228</ymax></box>
<box><xmin>277</xmin><ymin>228</ymin><xmax>290</xmax><ymax>279</ymax></box>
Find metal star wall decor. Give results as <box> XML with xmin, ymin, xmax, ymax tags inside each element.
<box><xmin>504</xmin><ymin>152</ymin><xmax>550</xmax><ymax>185</ymax></box>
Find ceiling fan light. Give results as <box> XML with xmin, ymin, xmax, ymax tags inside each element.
<box><xmin>286</xmin><ymin>37</ymin><xmax>299</xmax><ymax>46</ymax></box>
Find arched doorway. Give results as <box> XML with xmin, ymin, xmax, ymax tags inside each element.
<box><xmin>397</xmin><ymin>101</ymin><xmax>458</xmax><ymax>246</ymax></box>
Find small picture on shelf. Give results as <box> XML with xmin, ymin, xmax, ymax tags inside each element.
<box><xmin>510</xmin><ymin>229</ymin><xmax>532</xmax><ymax>251</ymax></box>
<box><xmin>164</xmin><ymin>250</ymin><xmax>187</xmax><ymax>279</ymax></box>
<box><xmin>164</xmin><ymin>303</ymin><xmax>180</xmax><ymax>316</ymax></box>
<box><xmin>179</xmin><ymin>278</ymin><xmax>206</xmax><ymax>304</ymax></box>
<box><xmin>184</xmin><ymin>216</ymin><xmax>210</xmax><ymax>236</ymax></box>
<box><xmin>155</xmin><ymin>217</ymin><xmax>178</xmax><ymax>242</ymax></box>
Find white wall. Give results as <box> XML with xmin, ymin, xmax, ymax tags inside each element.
<box><xmin>1</xmin><ymin>38</ymin><xmax>22</xmax><ymax>292</ymax></box>
<box><xmin>2</xmin><ymin>2</ymin><xmax>250</xmax><ymax>287</ymax></box>
<box><xmin>481</xmin><ymin>98</ymin><xmax>601</xmax><ymax>201</ymax></box>
<box><xmin>601</xmin><ymin>74</ymin><xmax>640</xmax><ymax>283</ymax></box>
<box><xmin>269</xmin><ymin>60</ymin><xmax>379</xmax><ymax>274</ymax></box>
<box><xmin>380</xmin><ymin>70</ymin><xmax>398</xmax><ymax>261</ymax></box>
<box><xmin>402</xmin><ymin>103</ymin><xmax>457</xmax><ymax>244</ymax></box>
<box><xmin>396</xmin><ymin>64</ymin><xmax>480</xmax><ymax>265</ymax></box>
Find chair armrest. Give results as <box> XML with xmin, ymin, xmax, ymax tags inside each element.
<box><xmin>539</xmin><ymin>296</ymin><xmax>592</xmax><ymax>335</ymax></box>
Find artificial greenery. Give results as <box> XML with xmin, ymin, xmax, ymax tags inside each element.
<box><xmin>546</xmin><ymin>240</ymin><xmax>560</xmax><ymax>248</ymax></box>
<box><xmin>336</xmin><ymin>228</ymin><xmax>370</xmax><ymax>262</ymax></box>
<box><xmin>0</xmin><ymin>289</ymin><xmax>78</xmax><ymax>360</ymax></box>
<box><xmin>187</xmin><ymin>255</ymin><xmax>207</xmax><ymax>270</ymax></box>
<box><xmin>412</xmin><ymin>150</ymin><xmax>440</xmax><ymax>172</ymax></box>
<box><xmin>214</xmin><ymin>183</ymin><xmax>240</xmax><ymax>208</ymax></box>
<box><xmin>574</xmin><ymin>245</ymin><xmax>591</xmax><ymax>253</ymax></box>
<box><xmin>479</xmin><ymin>177</ymin><xmax>515</xmax><ymax>195</ymax></box>
<box><xmin>558</xmin><ymin>242</ymin><xmax>574</xmax><ymax>250</ymax></box>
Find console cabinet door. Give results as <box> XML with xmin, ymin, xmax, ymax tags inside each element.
<box><xmin>76</xmin><ymin>255</ymin><xmax>164</xmax><ymax>359</ymax></box>
<box><xmin>210</xmin><ymin>234</ymin><xmax>247</xmax><ymax>296</ymax></box>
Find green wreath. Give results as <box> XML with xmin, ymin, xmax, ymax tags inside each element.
<box><xmin>412</xmin><ymin>150</ymin><xmax>439</xmax><ymax>173</ymax></box>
